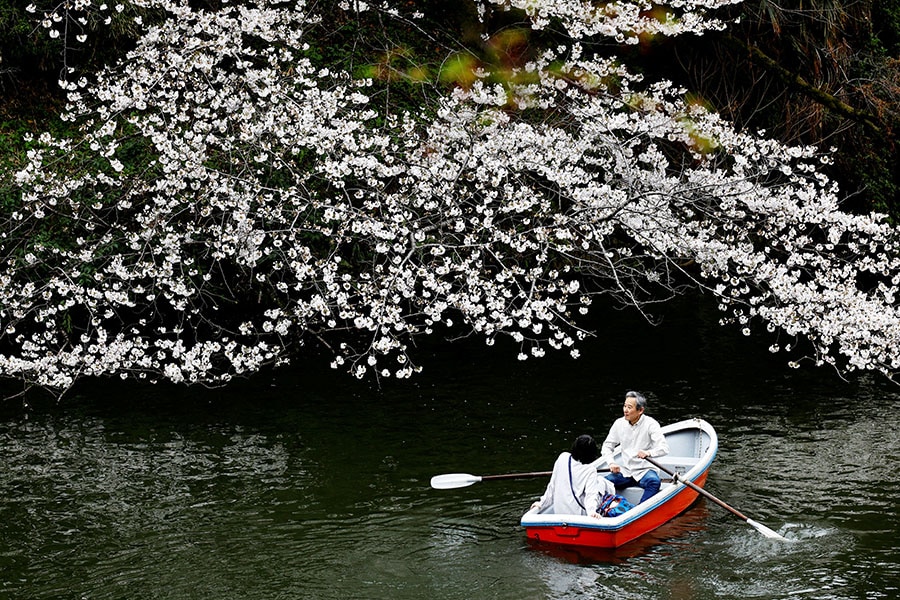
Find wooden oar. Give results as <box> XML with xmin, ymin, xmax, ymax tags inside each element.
<box><xmin>643</xmin><ymin>456</ymin><xmax>787</xmax><ymax>541</ymax></box>
<box><xmin>431</xmin><ymin>467</ymin><xmax>610</xmax><ymax>490</ymax></box>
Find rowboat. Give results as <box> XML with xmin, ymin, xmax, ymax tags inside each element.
<box><xmin>520</xmin><ymin>418</ymin><xmax>718</xmax><ymax>549</ymax></box>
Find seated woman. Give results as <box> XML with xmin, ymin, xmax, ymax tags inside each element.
<box><xmin>530</xmin><ymin>434</ymin><xmax>615</xmax><ymax>518</ymax></box>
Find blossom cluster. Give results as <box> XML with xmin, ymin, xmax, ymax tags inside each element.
<box><xmin>25</xmin><ymin>0</ymin><xmax>162</xmax><ymax>76</ymax></box>
<box><xmin>482</xmin><ymin>0</ymin><xmax>744</xmax><ymax>41</ymax></box>
<box><xmin>3</xmin><ymin>0</ymin><xmax>899</xmax><ymax>394</ymax></box>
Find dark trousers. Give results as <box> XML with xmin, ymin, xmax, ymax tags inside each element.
<box><xmin>605</xmin><ymin>470</ymin><xmax>661</xmax><ymax>503</ymax></box>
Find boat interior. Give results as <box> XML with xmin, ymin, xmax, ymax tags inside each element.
<box><xmin>607</xmin><ymin>429</ymin><xmax>711</xmax><ymax>506</ymax></box>
<box><xmin>524</xmin><ymin>421</ymin><xmax>716</xmax><ymax>520</ymax></box>
<box><xmin>612</xmin><ymin>456</ymin><xmax>701</xmax><ymax>505</ymax></box>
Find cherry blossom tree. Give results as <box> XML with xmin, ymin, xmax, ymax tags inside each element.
<box><xmin>2</xmin><ymin>0</ymin><xmax>899</xmax><ymax>396</ymax></box>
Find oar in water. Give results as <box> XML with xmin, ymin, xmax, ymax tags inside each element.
<box><xmin>643</xmin><ymin>456</ymin><xmax>788</xmax><ymax>541</ymax></box>
<box><xmin>430</xmin><ymin>467</ymin><xmax>610</xmax><ymax>490</ymax></box>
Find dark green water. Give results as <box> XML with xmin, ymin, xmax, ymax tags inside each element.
<box><xmin>2</xmin><ymin>301</ymin><xmax>899</xmax><ymax>599</ymax></box>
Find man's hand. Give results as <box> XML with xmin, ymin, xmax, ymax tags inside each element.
<box><xmin>609</xmin><ymin>462</ymin><xmax>621</xmax><ymax>474</ymax></box>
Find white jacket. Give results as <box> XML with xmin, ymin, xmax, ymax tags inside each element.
<box><xmin>535</xmin><ymin>452</ymin><xmax>614</xmax><ymax>515</ymax></box>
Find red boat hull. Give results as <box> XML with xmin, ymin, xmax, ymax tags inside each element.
<box><xmin>524</xmin><ymin>469</ymin><xmax>710</xmax><ymax>549</ymax></box>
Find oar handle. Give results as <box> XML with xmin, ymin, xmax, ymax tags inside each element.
<box><xmin>643</xmin><ymin>456</ymin><xmax>751</xmax><ymax>522</ymax></box>
<box><xmin>481</xmin><ymin>471</ymin><xmax>552</xmax><ymax>481</ymax></box>
<box><xmin>480</xmin><ymin>466</ymin><xmax>610</xmax><ymax>481</ymax></box>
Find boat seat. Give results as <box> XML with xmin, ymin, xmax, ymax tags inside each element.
<box><xmin>612</xmin><ymin>458</ymin><xmax>702</xmax><ymax>505</ymax></box>
<box><xmin>619</xmin><ymin>487</ymin><xmax>644</xmax><ymax>505</ymax></box>
<box><xmin>652</xmin><ymin>457</ymin><xmax>700</xmax><ymax>476</ymax></box>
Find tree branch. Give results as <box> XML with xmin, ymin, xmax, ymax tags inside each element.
<box><xmin>723</xmin><ymin>34</ymin><xmax>883</xmax><ymax>135</ymax></box>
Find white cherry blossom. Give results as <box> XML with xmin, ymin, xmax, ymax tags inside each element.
<box><xmin>3</xmin><ymin>0</ymin><xmax>899</xmax><ymax>395</ymax></box>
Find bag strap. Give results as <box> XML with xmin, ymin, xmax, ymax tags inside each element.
<box><xmin>568</xmin><ymin>456</ymin><xmax>587</xmax><ymax>511</ymax></box>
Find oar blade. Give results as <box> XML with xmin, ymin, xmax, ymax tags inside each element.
<box><xmin>430</xmin><ymin>473</ymin><xmax>482</xmax><ymax>489</ymax></box>
<box><xmin>747</xmin><ymin>518</ymin><xmax>789</xmax><ymax>541</ymax></box>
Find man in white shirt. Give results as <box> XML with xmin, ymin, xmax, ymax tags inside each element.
<box><xmin>601</xmin><ymin>391</ymin><xmax>669</xmax><ymax>503</ymax></box>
